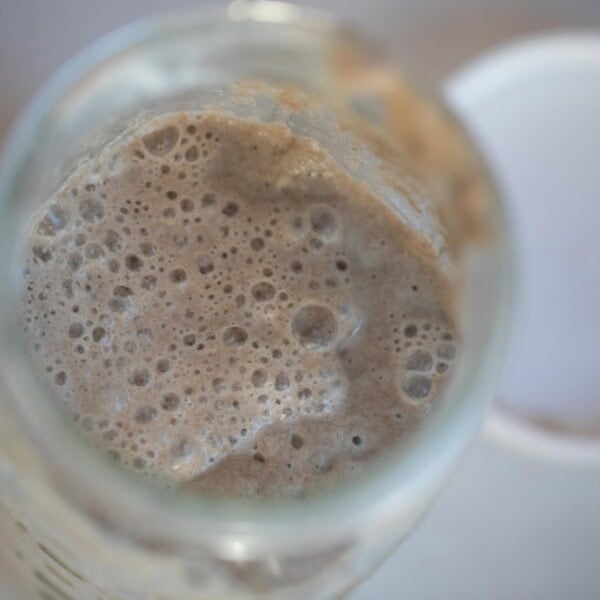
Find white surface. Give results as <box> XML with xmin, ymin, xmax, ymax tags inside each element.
<box><xmin>354</xmin><ymin>438</ymin><xmax>600</xmax><ymax>599</ymax></box>
<box><xmin>446</xmin><ymin>34</ymin><xmax>600</xmax><ymax>465</ymax></box>
<box><xmin>447</xmin><ymin>34</ymin><xmax>600</xmax><ymax>431</ymax></box>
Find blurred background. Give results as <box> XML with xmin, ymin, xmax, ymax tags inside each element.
<box><xmin>1</xmin><ymin>1</ymin><xmax>600</xmax><ymax>599</ymax></box>
<box><xmin>2</xmin><ymin>0</ymin><xmax>600</xmax><ymax>139</ymax></box>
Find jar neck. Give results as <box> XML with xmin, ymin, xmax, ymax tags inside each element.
<box><xmin>0</xmin><ymin>1</ymin><xmax>510</xmax><ymax>557</ymax></box>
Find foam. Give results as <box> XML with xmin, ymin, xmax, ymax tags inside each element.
<box><xmin>20</xmin><ymin>111</ymin><xmax>457</xmax><ymax>497</ymax></box>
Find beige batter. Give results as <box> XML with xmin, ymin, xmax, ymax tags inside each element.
<box><xmin>21</xmin><ymin>111</ymin><xmax>457</xmax><ymax>498</ymax></box>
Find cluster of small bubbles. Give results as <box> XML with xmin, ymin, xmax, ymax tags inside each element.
<box><xmin>21</xmin><ymin>110</ymin><xmax>458</xmax><ymax>492</ymax></box>
<box><xmin>398</xmin><ymin>320</ymin><xmax>457</xmax><ymax>404</ymax></box>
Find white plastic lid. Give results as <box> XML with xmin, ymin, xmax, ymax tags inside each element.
<box><xmin>445</xmin><ymin>33</ymin><xmax>600</xmax><ymax>464</ymax></box>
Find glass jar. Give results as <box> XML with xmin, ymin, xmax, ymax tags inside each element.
<box><xmin>0</xmin><ymin>2</ymin><xmax>511</xmax><ymax>598</ymax></box>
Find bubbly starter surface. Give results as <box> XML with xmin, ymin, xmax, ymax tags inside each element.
<box><xmin>21</xmin><ymin>112</ymin><xmax>457</xmax><ymax>497</ymax></box>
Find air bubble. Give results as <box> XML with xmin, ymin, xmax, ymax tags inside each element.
<box><xmin>113</xmin><ymin>285</ymin><xmax>133</xmax><ymax>297</ymax></box>
<box><xmin>403</xmin><ymin>374</ymin><xmax>432</xmax><ymax>400</ymax></box>
<box><xmin>125</xmin><ymin>254</ymin><xmax>143</xmax><ymax>272</ymax></box>
<box><xmin>180</xmin><ymin>199</ymin><xmax>194</xmax><ymax>213</ymax></box>
<box><xmin>129</xmin><ymin>368</ymin><xmax>151</xmax><ymax>387</ymax></box>
<box><xmin>85</xmin><ymin>243</ymin><xmax>104</xmax><ymax>260</ymax></box>
<box><xmin>250</xmin><ymin>238</ymin><xmax>265</xmax><ymax>251</ymax></box>
<box><xmin>291</xmin><ymin>433</ymin><xmax>304</xmax><ymax>449</ymax></box>
<box><xmin>68</xmin><ymin>252</ymin><xmax>83</xmax><ymax>271</ymax></box>
<box><xmin>212</xmin><ymin>378</ymin><xmax>227</xmax><ymax>394</ymax></box>
<box><xmin>169</xmin><ymin>268</ymin><xmax>187</xmax><ymax>284</ymax></box>
<box><xmin>251</xmin><ymin>281</ymin><xmax>275</xmax><ymax>302</ymax></box>
<box><xmin>141</xmin><ymin>275</ymin><xmax>157</xmax><ymax>291</ymax></box>
<box><xmin>134</xmin><ymin>406</ymin><xmax>157</xmax><ymax>424</ymax></box>
<box><xmin>54</xmin><ymin>371</ymin><xmax>67</xmax><ymax>386</ymax></box>
<box><xmin>185</xmin><ymin>146</ymin><xmax>199</xmax><ymax>161</ymax></box>
<box><xmin>33</xmin><ymin>246</ymin><xmax>52</xmax><ymax>263</ymax></box>
<box><xmin>92</xmin><ymin>327</ymin><xmax>106</xmax><ymax>342</ymax></box>
<box><xmin>124</xmin><ymin>340</ymin><xmax>137</xmax><ymax>354</ymax></box>
<box><xmin>405</xmin><ymin>349</ymin><xmax>433</xmax><ymax>372</ymax></box>
<box><xmin>183</xmin><ymin>333</ymin><xmax>196</xmax><ymax>346</ymax></box>
<box><xmin>223</xmin><ymin>326</ymin><xmax>248</xmax><ymax>347</ymax></box>
<box><xmin>222</xmin><ymin>202</ymin><xmax>239</xmax><ymax>217</ymax></box>
<box><xmin>129</xmin><ymin>457</ymin><xmax>146</xmax><ymax>471</ymax></box>
<box><xmin>290</xmin><ymin>260</ymin><xmax>303</xmax><ymax>273</ymax></box>
<box><xmin>275</xmin><ymin>372</ymin><xmax>290</xmax><ymax>391</ymax></box>
<box><xmin>142</xmin><ymin>126</ymin><xmax>179</xmax><ymax>156</ymax></box>
<box><xmin>352</xmin><ymin>435</ymin><xmax>362</xmax><ymax>446</ymax></box>
<box><xmin>201</xmin><ymin>193</ymin><xmax>216</xmax><ymax>207</ymax></box>
<box><xmin>173</xmin><ymin>233</ymin><xmax>188</xmax><ymax>248</ymax></box>
<box><xmin>104</xmin><ymin>229</ymin><xmax>123</xmax><ymax>252</ymax></box>
<box><xmin>79</xmin><ymin>198</ymin><xmax>104</xmax><ymax>223</ymax></box>
<box><xmin>197</xmin><ymin>255</ymin><xmax>214</xmax><ymax>274</ymax></box>
<box><xmin>68</xmin><ymin>323</ymin><xmax>84</xmax><ymax>339</ymax></box>
<box><xmin>436</xmin><ymin>362</ymin><xmax>448</xmax><ymax>374</ymax></box>
<box><xmin>139</xmin><ymin>241</ymin><xmax>155</xmax><ymax>256</ymax></box>
<box><xmin>298</xmin><ymin>388</ymin><xmax>312</xmax><ymax>400</ymax></box>
<box><xmin>251</xmin><ymin>369</ymin><xmax>267</xmax><ymax>388</ymax></box>
<box><xmin>403</xmin><ymin>324</ymin><xmax>417</xmax><ymax>338</ymax></box>
<box><xmin>292</xmin><ymin>305</ymin><xmax>337</xmax><ymax>349</ymax></box>
<box><xmin>309</xmin><ymin>205</ymin><xmax>337</xmax><ymax>237</ymax></box>
<box><xmin>161</xmin><ymin>393</ymin><xmax>180</xmax><ymax>411</ymax></box>
<box><xmin>235</xmin><ymin>295</ymin><xmax>245</xmax><ymax>307</ymax></box>
<box><xmin>437</xmin><ymin>343</ymin><xmax>456</xmax><ymax>360</ymax></box>
<box><xmin>156</xmin><ymin>359</ymin><xmax>170</xmax><ymax>373</ymax></box>
<box><xmin>108</xmin><ymin>297</ymin><xmax>126</xmax><ymax>313</ymax></box>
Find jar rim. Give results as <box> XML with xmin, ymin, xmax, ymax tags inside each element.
<box><xmin>0</xmin><ymin>1</ymin><xmax>512</xmax><ymax>551</ymax></box>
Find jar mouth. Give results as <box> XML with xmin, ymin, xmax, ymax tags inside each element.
<box><xmin>0</xmin><ymin>1</ymin><xmax>512</xmax><ymax>548</ymax></box>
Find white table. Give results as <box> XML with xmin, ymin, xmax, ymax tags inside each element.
<box><xmin>354</xmin><ymin>437</ymin><xmax>600</xmax><ymax>599</ymax></box>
